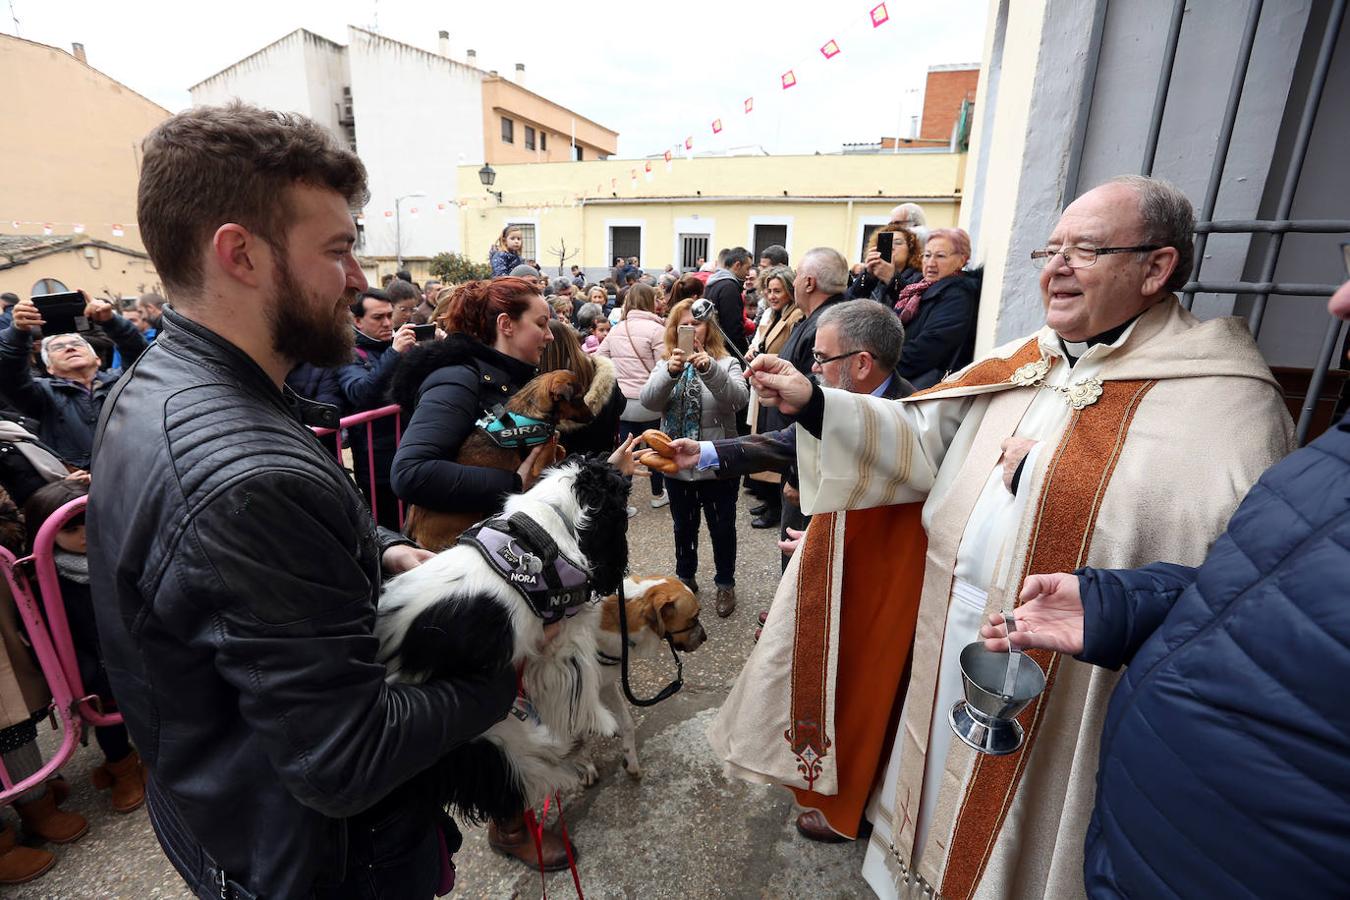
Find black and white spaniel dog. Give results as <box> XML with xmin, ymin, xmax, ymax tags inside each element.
<box><xmin>375</xmin><ymin>456</ymin><xmax>630</xmax><ymax>823</ymax></box>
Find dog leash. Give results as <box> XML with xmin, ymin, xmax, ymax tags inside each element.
<box><xmin>524</xmin><ymin>794</ymin><xmax>584</xmax><ymax>899</ymax></box>
<box><xmin>615</xmin><ymin>580</ymin><xmax>685</xmax><ymax>707</ymax></box>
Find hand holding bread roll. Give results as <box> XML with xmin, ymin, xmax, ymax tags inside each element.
<box><xmin>640</xmin><ymin>429</ymin><xmax>677</xmax><ymax>458</ymax></box>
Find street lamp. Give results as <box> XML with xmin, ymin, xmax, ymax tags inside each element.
<box><xmin>394</xmin><ymin>192</ymin><xmax>427</xmax><ymax>268</ymax></box>
<box><xmin>478</xmin><ymin>164</ymin><xmax>503</xmax><ymax>203</ymax></box>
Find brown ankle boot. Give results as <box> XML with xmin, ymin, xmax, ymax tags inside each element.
<box><xmin>14</xmin><ymin>790</ymin><xmax>88</xmax><ymax>844</ymax></box>
<box><xmin>488</xmin><ymin>813</ymin><xmax>576</xmax><ymax>872</ymax></box>
<box><xmin>91</xmin><ymin>749</ymin><xmax>145</xmax><ymax>813</ymax></box>
<box><xmin>0</xmin><ymin>822</ymin><xmax>54</xmax><ymax>885</ymax></box>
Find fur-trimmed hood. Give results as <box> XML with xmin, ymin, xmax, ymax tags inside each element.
<box><xmin>558</xmin><ymin>355</ymin><xmax>619</xmax><ymax>435</ymax></box>
<box><xmin>389</xmin><ymin>333</ymin><xmax>537</xmax><ymax>414</ymax></box>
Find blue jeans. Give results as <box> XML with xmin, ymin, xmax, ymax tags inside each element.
<box><xmin>619</xmin><ymin>419</ymin><xmax>664</xmax><ymax>496</ymax></box>
<box><xmin>666</xmin><ymin>477</ymin><xmax>738</xmax><ymax>588</ymax></box>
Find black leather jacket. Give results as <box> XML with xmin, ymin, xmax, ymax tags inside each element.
<box><xmin>87</xmin><ymin>308</ymin><xmax>514</xmax><ymax>898</ymax></box>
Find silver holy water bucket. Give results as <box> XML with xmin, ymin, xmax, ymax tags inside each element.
<box><xmin>948</xmin><ymin>614</ymin><xmax>1046</xmax><ymax>756</ymax></box>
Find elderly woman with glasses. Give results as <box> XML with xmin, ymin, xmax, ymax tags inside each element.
<box><xmin>890</xmin><ymin>226</ymin><xmax>980</xmax><ymax>389</ymax></box>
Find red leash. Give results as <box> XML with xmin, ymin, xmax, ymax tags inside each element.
<box><xmin>523</xmin><ymin>794</ymin><xmax>584</xmax><ymax>899</ymax></box>
<box><xmin>516</xmin><ymin>662</ymin><xmax>584</xmax><ymax>899</ymax></box>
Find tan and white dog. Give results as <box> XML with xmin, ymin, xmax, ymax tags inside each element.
<box><xmin>582</xmin><ymin>576</ymin><xmax>706</xmax><ymax>781</ymax></box>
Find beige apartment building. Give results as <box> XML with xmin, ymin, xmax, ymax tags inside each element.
<box><xmin>0</xmin><ymin>34</ymin><xmax>168</xmax><ymax>299</ymax></box>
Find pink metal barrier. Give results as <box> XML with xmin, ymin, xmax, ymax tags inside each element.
<box><xmin>0</xmin><ymin>496</ymin><xmax>106</xmax><ymax>805</ymax></box>
<box><xmin>313</xmin><ymin>403</ymin><xmax>405</xmax><ymax>529</ymax></box>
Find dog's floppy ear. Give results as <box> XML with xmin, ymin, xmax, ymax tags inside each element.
<box><xmin>573</xmin><ymin>458</ymin><xmax>630</xmax><ymax>595</ymax></box>
<box><xmin>547</xmin><ymin>372</ymin><xmax>578</xmax><ymax>403</ymax></box>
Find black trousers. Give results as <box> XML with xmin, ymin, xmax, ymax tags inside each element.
<box><xmin>666</xmin><ymin>477</ymin><xmax>739</xmax><ymax>588</ymax></box>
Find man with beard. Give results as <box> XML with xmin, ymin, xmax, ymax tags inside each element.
<box><xmin>86</xmin><ymin>103</ymin><xmax>515</xmax><ymax>899</ymax></box>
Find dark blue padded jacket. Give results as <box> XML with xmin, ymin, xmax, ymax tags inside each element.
<box><xmin>1076</xmin><ymin>409</ymin><xmax>1349</xmax><ymax>898</ymax></box>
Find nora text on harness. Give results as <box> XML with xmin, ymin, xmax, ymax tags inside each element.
<box><xmin>459</xmin><ymin>512</ymin><xmax>591</xmax><ymax>625</ymax></box>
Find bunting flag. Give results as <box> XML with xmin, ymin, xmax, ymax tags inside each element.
<box><xmin>871</xmin><ymin>2</ymin><xmax>889</xmax><ymax>26</ymax></box>
<box><xmin>383</xmin><ymin>210</ymin><xmax>393</xmax><ymax>218</ymax></box>
<box><xmin>437</xmin><ymin>202</ymin><xmax>448</xmax><ymax>214</ymax></box>
<box><xmin>712</xmin><ymin>119</ymin><xmax>723</xmax><ymax>134</ymax></box>
<box><xmin>781</xmin><ymin>70</ymin><xmax>797</xmax><ymax>89</ymax></box>
<box><xmin>111</xmin><ymin>224</ymin><xmax>125</xmax><ymax>237</ymax></box>
<box><xmin>408</xmin><ymin>207</ymin><xmax>419</xmax><ymax>218</ymax></box>
<box><xmin>663</xmin><ymin>149</ymin><xmax>672</xmax><ymax>163</ymax></box>
<box><xmin>42</xmin><ymin>224</ymin><xmax>53</xmax><ymax>235</ymax></box>
<box><xmin>9</xmin><ymin>221</ymin><xmax>18</xmax><ymax>230</ymax></box>
<box><xmin>72</xmin><ymin>223</ymin><xmax>86</xmax><ymax>234</ymax></box>
<box><xmin>821</xmin><ymin>39</ymin><xmax>840</xmax><ymax>59</ymax></box>
<box><xmin>685</xmin><ymin>136</ymin><xmax>693</xmax><ymax>150</ymax></box>
<box><xmin>744</xmin><ymin>97</ymin><xmax>754</xmax><ymax>113</ymax></box>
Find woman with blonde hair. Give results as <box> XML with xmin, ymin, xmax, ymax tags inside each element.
<box><xmin>597</xmin><ymin>283</ymin><xmax>670</xmax><ymax>506</ymax></box>
<box><xmin>743</xmin><ymin>265</ymin><xmax>804</xmax><ymax>528</ymax></box>
<box><xmin>639</xmin><ymin>298</ymin><xmax>749</xmax><ymax>617</ymax></box>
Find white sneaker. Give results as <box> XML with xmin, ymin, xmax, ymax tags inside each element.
<box><xmin>650</xmin><ymin>493</ymin><xmax>670</xmax><ymax>509</ymax></box>
<box><xmin>626</xmin><ymin>506</ymin><xmax>638</xmax><ymax>518</ymax></box>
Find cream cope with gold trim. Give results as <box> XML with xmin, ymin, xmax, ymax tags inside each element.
<box><xmin>792</xmin><ymin>297</ymin><xmax>1293</xmax><ymax>899</ymax></box>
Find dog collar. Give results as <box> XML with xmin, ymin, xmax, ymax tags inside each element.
<box><xmin>459</xmin><ymin>512</ymin><xmax>591</xmax><ymax>624</ymax></box>
<box><xmin>475</xmin><ymin>405</ymin><xmax>555</xmax><ymax>449</ymax></box>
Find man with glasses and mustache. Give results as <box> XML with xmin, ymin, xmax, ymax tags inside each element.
<box><xmin>0</xmin><ymin>293</ymin><xmax>146</xmax><ymax>469</ymax></box>
<box><xmin>749</xmin><ymin>175</ymin><xmax>1294</xmax><ymax>900</ymax></box>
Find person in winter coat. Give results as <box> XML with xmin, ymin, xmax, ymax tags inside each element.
<box><xmin>390</xmin><ymin>277</ymin><xmax>554</xmax><ymax>529</ymax></box>
<box><xmin>640</xmin><ymin>298</ymin><xmax>749</xmax><ymax>618</ymax></box>
<box><xmin>891</xmin><ymin>227</ymin><xmax>979</xmax><ymax>389</ymax></box>
<box><xmin>539</xmin><ymin>320</ymin><xmax>624</xmax><ymax>459</ymax></box>
<box><xmin>743</xmin><ymin>266</ymin><xmax>804</xmax><ymax>529</ymax></box>
<box><xmin>0</xmin><ymin>295</ymin><xmax>148</xmax><ymax>468</ymax></box>
<box><xmin>596</xmin><ymin>283</ymin><xmax>670</xmax><ymax>507</ymax></box>
<box><xmin>338</xmin><ymin>290</ymin><xmax>417</xmax><ymax>530</ymax></box>
<box><xmin>845</xmin><ymin>225</ymin><xmax>922</xmax><ymax>305</ymax></box>
<box><xmin>488</xmin><ymin>225</ymin><xmax>524</xmax><ymax>277</ymax></box>
<box><xmin>704</xmin><ymin>247</ymin><xmax>753</xmax><ymax>354</ymax></box>
<box><xmin>979</xmin><ymin>278</ymin><xmax>1350</xmax><ymax>900</ymax></box>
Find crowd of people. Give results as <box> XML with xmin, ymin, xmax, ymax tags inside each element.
<box><xmin>0</xmin><ymin>100</ymin><xmax>1343</xmax><ymax>900</ymax></box>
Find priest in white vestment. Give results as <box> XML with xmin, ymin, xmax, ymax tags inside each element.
<box><xmin>748</xmin><ymin>176</ymin><xmax>1294</xmax><ymax>900</ymax></box>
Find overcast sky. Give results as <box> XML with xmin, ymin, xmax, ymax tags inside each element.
<box><xmin>5</xmin><ymin>0</ymin><xmax>988</xmax><ymax>157</ymax></box>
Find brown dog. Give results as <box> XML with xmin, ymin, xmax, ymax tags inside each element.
<box><xmin>581</xmin><ymin>576</ymin><xmax>706</xmax><ymax>781</ymax></box>
<box><xmin>404</xmin><ymin>370</ymin><xmax>594</xmax><ymax>549</ymax></box>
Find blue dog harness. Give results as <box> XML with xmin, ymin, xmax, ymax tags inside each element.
<box><xmin>474</xmin><ymin>405</ymin><xmax>555</xmax><ymax>450</ymax></box>
<box><xmin>458</xmin><ymin>512</ymin><xmax>592</xmax><ymax>624</ymax></box>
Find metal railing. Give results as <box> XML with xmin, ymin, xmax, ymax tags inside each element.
<box><xmin>1143</xmin><ymin>0</ymin><xmax>1348</xmax><ymax>445</ymax></box>
<box><xmin>0</xmin><ymin>496</ymin><xmax>108</xmax><ymax>805</ymax></box>
<box><xmin>312</xmin><ymin>403</ymin><xmax>406</xmax><ymax>529</ymax></box>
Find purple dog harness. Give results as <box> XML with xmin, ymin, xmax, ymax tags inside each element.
<box><xmin>458</xmin><ymin>512</ymin><xmax>592</xmax><ymax>625</ymax></box>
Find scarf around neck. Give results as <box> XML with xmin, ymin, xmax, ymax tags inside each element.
<box><xmin>54</xmin><ymin>548</ymin><xmax>90</xmax><ymax>584</ymax></box>
<box><xmin>893</xmin><ymin>278</ymin><xmax>935</xmax><ymax>324</ymax></box>
<box><xmin>662</xmin><ymin>364</ymin><xmax>704</xmax><ymax>440</ymax></box>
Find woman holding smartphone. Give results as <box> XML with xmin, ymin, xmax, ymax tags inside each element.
<box><xmin>639</xmin><ymin>299</ymin><xmax>749</xmax><ymax>618</ymax></box>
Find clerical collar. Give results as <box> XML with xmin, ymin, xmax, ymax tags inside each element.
<box><xmin>1058</xmin><ymin>316</ymin><xmax>1139</xmax><ymax>366</ymax></box>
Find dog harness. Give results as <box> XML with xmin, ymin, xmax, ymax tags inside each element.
<box><xmin>458</xmin><ymin>511</ymin><xmax>591</xmax><ymax>625</ymax></box>
<box><xmin>474</xmin><ymin>404</ymin><xmax>556</xmax><ymax>450</ymax></box>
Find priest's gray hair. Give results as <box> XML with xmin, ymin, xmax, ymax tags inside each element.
<box><xmin>1109</xmin><ymin>175</ymin><xmax>1195</xmax><ymax>294</ymax></box>
<box><xmin>819</xmin><ymin>300</ymin><xmax>905</xmax><ymax>372</ymax></box>
<box><xmin>798</xmin><ymin>247</ymin><xmax>849</xmax><ymax>296</ymax></box>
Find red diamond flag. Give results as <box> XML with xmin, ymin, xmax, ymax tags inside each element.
<box><xmin>644</xmin><ymin>161</ymin><xmax>652</xmax><ymax>172</ymax></box>
<box><xmin>73</xmin><ymin>223</ymin><xmax>86</xmax><ymax>234</ymax></box>
<box><xmin>712</xmin><ymin>119</ymin><xmax>723</xmax><ymax>134</ymax></box>
<box><xmin>685</xmin><ymin>136</ymin><xmax>693</xmax><ymax>150</ymax></box>
<box><xmin>383</xmin><ymin>210</ymin><xmax>393</xmax><ymax>218</ymax></box>
<box><xmin>42</xmin><ymin>223</ymin><xmax>53</xmax><ymax>235</ymax></box>
<box><xmin>871</xmin><ymin>2</ymin><xmax>889</xmax><ymax>26</ymax></box>
<box><xmin>821</xmin><ymin>40</ymin><xmax>840</xmax><ymax>59</ymax></box>
<box><xmin>111</xmin><ymin>224</ymin><xmax>124</xmax><ymax>237</ymax></box>
<box><xmin>664</xmin><ymin>149</ymin><xmax>672</xmax><ymax>163</ymax></box>
<box><xmin>744</xmin><ymin>97</ymin><xmax>754</xmax><ymax>113</ymax></box>
<box><xmin>781</xmin><ymin>70</ymin><xmax>797</xmax><ymax>89</ymax></box>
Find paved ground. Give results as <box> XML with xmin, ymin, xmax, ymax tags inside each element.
<box><xmin>9</xmin><ymin>480</ymin><xmax>872</xmax><ymax>899</ymax></box>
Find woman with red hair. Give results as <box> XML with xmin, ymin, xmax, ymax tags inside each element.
<box><xmin>389</xmin><ymin>277</ymin><xmax>554</xmax><ymax>530</ymax></box>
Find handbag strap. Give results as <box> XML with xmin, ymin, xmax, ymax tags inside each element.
<box><xmin>623</xmin><ymin>321</ymin><xmax>655</xmax><ymax>375</ymax></box>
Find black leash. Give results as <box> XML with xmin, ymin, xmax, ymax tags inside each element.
<box><xmin>614</xmin><ymin>579</ymin><xmax>684</xmax><ymax>707</ymax></box>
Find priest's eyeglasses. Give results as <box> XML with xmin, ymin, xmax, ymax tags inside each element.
<box><xmin>812</xmin><ymin>349</ymin><xmax>863</xmax><ymax>366</ymax></box>
<box><xmin>1030</xmin><ymin>244</ymin><xmax>1161</xmax><ymax>268</ymax></box>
